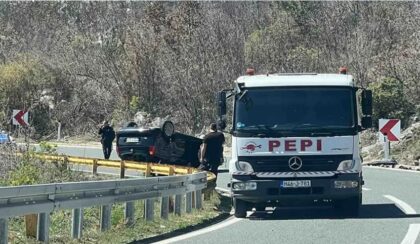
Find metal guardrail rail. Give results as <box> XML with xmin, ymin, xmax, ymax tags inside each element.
<box><xmin>0</xmin><ymin>172</ymin><xmax>207</xmax><ymax>243</ymax></box>
<box><xmin>30</xmin><ymin>153</ymin><xmax>216</xmax><ymax>181</ymax></box>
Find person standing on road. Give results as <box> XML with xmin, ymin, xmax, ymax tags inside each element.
<box><xmin>98</xmin><ymin>121</ymin><xmax>115</xmax><ymax>160</ymax></box>
<box><xmin>199</xmin><ymin>123</ymin><xmax>225</xmax><ymax>178</ymax></box>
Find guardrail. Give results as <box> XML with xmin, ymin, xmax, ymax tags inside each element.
<box><xmin>0</xmin><ymin>172</ymin><xmax>207</xmax><ymax>243</ymax></box>
<box><xmin>31</xmin><ymin>153</ymin><xmax>216</xmax><ymax>181</ymax></box>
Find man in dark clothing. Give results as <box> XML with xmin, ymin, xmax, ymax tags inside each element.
<box><xmin>199</xmin><ymin>123</ymin><xmax>225</xmax><ymax>178</ymax></box>
<box><xmin>98</xmin><ymin>121</ymin><xmax>115</xmax><ymax>160</ymax></box>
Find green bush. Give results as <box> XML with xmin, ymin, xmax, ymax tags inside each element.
<box><xmin>4</xmin><ymin>142</ymin><xmax>86</xmax><ymax>186</ymax></box>
<box><xmin>7</xmin><ymin>162</ymin><xmax>42</xmax><ymax>186</ymax></box>
<box><xmin>369</xmin><ymin>77</ymin><xmax>415</xmax><ymax>129</ymax></box>
<box><xmin>39</xmin><ymin>141</ymin><xmax>58</xmax><ymax>154</ymax></box>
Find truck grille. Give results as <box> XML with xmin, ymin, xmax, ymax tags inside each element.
<box><xmin>238</xmin><ymin>155</ymin><xmax>353</xmax><ymax>172</ymax></box>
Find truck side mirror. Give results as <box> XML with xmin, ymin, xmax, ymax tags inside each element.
<box><xmin>217</xmin><ymin>91</ymin><xmax>227</xmax><ymax>117</ymax></box>
<box><xmin>217</xmin><ymin>119</ymin><xmax>226</xmax><ymax>131</ymax></box>
<box><xmin>361</xmin><ymin>90</ymin><xmax>372</xmax><ymax>116</ymax></box>
<box><xmin>217</xmin><ymin>91</ymin><xmax>227</xmax><ymax>130</ymax></box>
<box><xmin>361</xmin><ymin>116</ymin><xmax>372</xmax><ymax>129</ymax></box>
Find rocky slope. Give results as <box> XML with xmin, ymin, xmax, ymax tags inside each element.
<box><xmin>362</xmin><ymin>122</ymin><xmax>420</xmax><ymax>167</ymax></box>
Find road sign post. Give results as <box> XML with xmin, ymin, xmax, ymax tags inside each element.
<box><xmin>383</xmin><ymin>136</ymin><xmax>390</xmax><ymax>160</ymax></box>
<box><xmin>375</xmin><ymin>119</ymin><xmax>400</xmax><ymax>167</ymax></box>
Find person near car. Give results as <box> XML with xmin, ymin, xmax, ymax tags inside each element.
<box><xmin>199</xmin><ymin>123</ymin><xmax>225</xmax><ymax>178</ymax></box>
<box><xmin>98</xmin><ymin>121</ymin><xmax>115</xmax><ymax>160</ymax></box>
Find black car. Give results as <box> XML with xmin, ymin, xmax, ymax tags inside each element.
<box><xmin>116</xmin><ymin>121</ymin><xmax>202</xmax><ymax>167</ymax></box>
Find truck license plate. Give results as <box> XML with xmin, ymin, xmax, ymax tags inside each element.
<box><xmin>281</xmin><ymin>180</ymin><xmax>311</xmax><ymax>188</ymax></box>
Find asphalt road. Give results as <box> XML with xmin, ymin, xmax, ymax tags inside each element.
<box><xmin>51</xmin><ymin>144</ymin><xmax>420</xmax><ymax>244</ymax></box>
<box><xmin>163</xmin><ymin>167</ymin><xmax>420</xmax><ymax>244</ymax></box>
<box><xmin>31</xmin><ymin>143</ymin><xmax>120</xmax><ymax>160</ymax></box>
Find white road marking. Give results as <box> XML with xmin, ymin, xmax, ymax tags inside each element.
<box><xmin>383</xmin><ymin>195</ymin><xmax>417</xmax><ymax>215</ymax></box>
<box><xmin>401</xmin><ymin>224</ymin><xmax>420</xmax><ymax>244</ymax></box>
<box><xmin>362</xmin><ymin>187</ymin><xmax>371</xmax><ymax>191</ymax></box>
<box><xmin>152</xmin><ymin>217</ymin><xmax>242</xmax><ymax>244</ymax></box>
<box><xmin>365</xmin><ymin>166</ymin><xmax>420</xmax><ymax>174</ymax></box>
<box><xmin>215</xmin><ymin>187</ymin><xmax>230</xmax><ymax>192</ymax></box>
<box><xmin>215</xmin><ymin>187</ymin><xmax>231</xmax><ymax>197</ymax></box>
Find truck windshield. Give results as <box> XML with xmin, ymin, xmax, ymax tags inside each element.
<box><xmin>234</xmin><ymin>87</ymin><xmax>356</xmax><ymax>134</ymax></box>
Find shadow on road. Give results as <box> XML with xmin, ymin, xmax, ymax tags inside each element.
<box><xmin>248</xmin><ymin>204</ymin><xmax>420</xmax><ymax>220</ymax></box>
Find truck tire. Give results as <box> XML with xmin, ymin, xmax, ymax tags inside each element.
<box><xmin>233</xmin><ymin>198</ymin><xmax>248</xmax><ymax>218</ymax></box>
<box><xmin>334</xmin><ymin>194</ymin><xmax>361</xmax><ymax>216</ymax></box>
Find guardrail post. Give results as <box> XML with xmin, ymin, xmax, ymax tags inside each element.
<box><xmin>160</xmin><ymin>197</ymin><xmax>169</xmax><ymax>219</ymax></box>
<box><xmin>145</xmin><ymin>199</ymin><xmax>154</xmax><ymax>221</ymax></box>
<box><xmin>192</xmin><ymin>191</ymin><xmax>196</xmax><ymax>209</ymax></box>
<box><xmin>63</xmin><ymin>155</ymin><xmax>69</xmax><ymax>168</ymax></box>
<box><xmin>145</xmin><ymin>164</ymin><xmax>151</xmax><ymax>177</ymax></box>
<box><xmin>186</xmin><ymin>168</ymin><xmax>193</xmax><ymax>213</ymax></box>
<box><xmin>168</xmin><ymin>166</ymin><xmax>175</xmax><ymax>213</ymax></box>
<box><xmin>100</xmin><ymin>205</ymin><xmax>112</xmax><ymax>232</ymax></box>
<box><xmin>93</xmin><ymin>159</ymin><xmax>98</xmax><ymax>175</ymax></box>
<box><xmin>124</xmin><ymin>202</ymin><xmax>135</xmax><ymax>226</ymax></box>
<box><xmin>25</xmin><ymin>214</ymin><xmax>37</xmax><ymax>238</ymax></box>
<box><xmin>37</xmin><ymin>212</ymin><xmax>50</xmax><ymax>242</ymax></box>
<box><xmin>120</xmin><ymin>161</ymin><xmax>125</xmax><ymax>178</ymax></box>
<box><xmin>72</xmin><ymin>208</ymin><xmax>83</xmax><ymax>239</ymax></box>
<box><xmin>169</xmin><ymin>166</ymin><xmax>175</xmax><ymax>176</ymax></box>
<box><xmin>0</xmin><ymin>218</ymin><xmax>7</xmax><ymax>244</ymax></box>
<box><xmin>204</xmin><ymin>180</ymin><xmax>216</xmax><ymax>201</ymax></box>
<box><xmin>175</xmin><ymin>194</ymin><xmax>182</xmax><ymax>215</ymax></box>
<box><xmin>195</xmin><ymin>190</ymin><xmax>203</xmax><ymax>209</ymax></box>
<box><xmin>186</xmin><ymin>192</ymin><xmax>192</xmax><ymax>213</ymax></box>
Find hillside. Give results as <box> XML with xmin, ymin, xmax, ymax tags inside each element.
<box><xmin>0</xmin><ymin>2</ymin><xmax>419</xmax><ymax>139</ymax></box>
<box><xmin>362</xmin><ymin>121</ymin><xmax>420</xmax><ymax>168</ymax></box>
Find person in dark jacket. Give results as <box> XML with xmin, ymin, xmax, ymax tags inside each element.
<box><xmin>199</xmin><ymin>123</ymin><xmax>225</xmax><ymax>178</ymax></box>
<box><xmin>98</xmin><ymin>121</ymin><xmax>115</xmax><ymax>160</ymax></box>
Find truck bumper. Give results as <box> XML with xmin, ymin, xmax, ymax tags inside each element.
<box><xmin>231</xmin><ymin>171</ymin><xmax>362</xmax><ymax>206</ymax></box>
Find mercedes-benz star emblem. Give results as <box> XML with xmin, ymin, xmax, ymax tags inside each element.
<box><xmin>288</xmin><ymin>156</ymin><xmax>303</xmax><ymax>171</ymax></box>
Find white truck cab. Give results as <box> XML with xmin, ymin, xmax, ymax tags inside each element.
<box><xmin>217</xmin><ymin>72</ymin><xmax>373</xmax><ymax>218</ymax></box>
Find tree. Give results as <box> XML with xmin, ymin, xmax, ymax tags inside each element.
<box><xmin>369</xmin><ymin>77</ymin><xmax>415</xmax><ymax>128</ymax></box>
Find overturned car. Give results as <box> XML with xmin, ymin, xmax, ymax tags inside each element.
<box><xmin>116</xmin><ymin>121</ymin><xmax>202</xmax><ymax>167</ymax></box>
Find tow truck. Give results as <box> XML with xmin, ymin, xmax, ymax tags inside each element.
<box><xmin>217</xmin><ymin>68</ymin><xmax>372</xmax><ymax>217</ymax></box>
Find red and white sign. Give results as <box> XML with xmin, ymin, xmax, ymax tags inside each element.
<box><xmin>379</xmin><ymin>119</ymin><xmax>400</xmax><ymax>142</ymax></box>
<box><xmin>12</xmin><ymin>110</ymin><xmax>29</xmax><ymax>126</ymax></box>
<box><xmin>236</xmin><ymin>136</ymin><xmax>354</xmax><ymax>156</ymax></box>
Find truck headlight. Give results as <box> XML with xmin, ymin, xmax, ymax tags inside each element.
<box><xmin>235</xmin><ymin>161</ymin><xmax>254</xmax><ymax>173</ymax></box>
<box><xmin>232</xmin><ymin>181</ymin><xmax>257</xmax><ymax>191</ymax></box>
<box><xmin>334</xmin><ymin>180</ymin><xmax>359</xmax><ymax>188</ymax></box>
<box><xmin>337</xmin><ymin>160</ymin><xmax>355</xmax><ymax>171</ymax></box>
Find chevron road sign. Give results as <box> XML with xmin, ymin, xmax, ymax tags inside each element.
<box><xmin>379</xmin><ymin>119</ymin><xmax>400</xmax><ymax>142</ymax></box>
<box><xmin>12</xmin><ymin>110</ymin><xmax>29</xmax><ymax>126</ymax></box>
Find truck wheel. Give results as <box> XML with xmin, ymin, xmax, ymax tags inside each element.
<box><xmin>334</xmin><ymin>195</ymin><xmax>361</xmax><ymax>216</ymax></box>
<box><xmin>233</xmin><ymin>199</ymin><xmax>248</xmax><ymax>218</ymax></box>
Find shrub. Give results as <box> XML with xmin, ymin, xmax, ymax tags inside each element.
<box><xmin>369</xmin><ymin>77</ymin><xmax>415</xmax><ymax>129</ymax></box>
